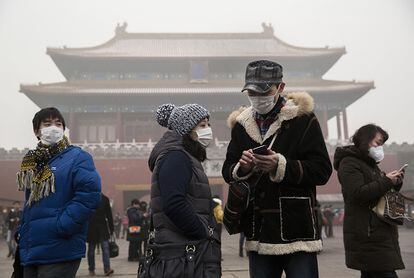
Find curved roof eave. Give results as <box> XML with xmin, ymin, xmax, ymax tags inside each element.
<box><xmin>46</xmin><ymin>31</ymin><xmax>346</xmax><ymax>59</ymax></box>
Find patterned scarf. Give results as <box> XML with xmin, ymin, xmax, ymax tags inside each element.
<box><xmin>16</xmin><ymin>136</ymin><xmax>70</xmax><ymax>206</ymax></box>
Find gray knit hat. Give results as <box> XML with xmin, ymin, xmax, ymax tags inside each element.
<box><xmin>155</xmin><ymin>103</ymin><xmax>210</xmax><ymax>135</ymax></box>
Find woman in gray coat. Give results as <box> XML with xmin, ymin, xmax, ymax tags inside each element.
<box><xmin>334</xmin><ymin>124</ymin><xmax>405</xmax><ymax>278</ymax></box>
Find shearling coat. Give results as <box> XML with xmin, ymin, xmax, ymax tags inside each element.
<box><xmin>222</xmin><ymin>92</ymin><xmax>332</xmax><ymax>255</ymax></box>
<box><xmin>334</xmin><ymin>145</ymin><xmax>405</xmax><ymax>271</ymax></box>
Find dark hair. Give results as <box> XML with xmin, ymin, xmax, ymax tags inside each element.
<box><xmin>182</xmin><ymin>134</ymin><xmax>207</xmax><ymax>162</ymax></box>
<box><xmin>12</xmin><ymin>201</ymin><xmax>20</xmax><ymax>205</ymax></box>
<box><xmin>351</xmin><ymin>124</ymin><xmax>389</xmax><ymax>153</ymax></box>
<box><xmin>32</xmin><ymin>107</ymin><xmax>66</xmax><ymax>134</ymax></box>
<box><xmin>131</xmin><ymin>199</ymin><xmax>140</xmax><ymax>206</ymax></box>
<box><xmin>140</xmin><ymin>201</ymin><xmax>148</xmax><ymax>210</ymax></box>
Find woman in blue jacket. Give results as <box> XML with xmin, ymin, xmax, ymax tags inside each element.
<box><xmin>16</xmin><ymin>107</ymin><xmax>101</xmax><ymax>278</ymax></box>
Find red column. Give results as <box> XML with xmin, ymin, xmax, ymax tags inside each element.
<box><xmin>342</xmin><ymin>108</ymin><xmax>349</xmax><ymax>139</ymax></box>
<box><xmin>336</xmin><ymin>112</ymin><xmax>342</xmax><ymax>141</ymax></box>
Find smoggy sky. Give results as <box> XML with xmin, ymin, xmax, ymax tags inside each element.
<box><xmin>0</xmin><ymin>0</ymin><xmax>413</xmax><ymax>149</ymax></box>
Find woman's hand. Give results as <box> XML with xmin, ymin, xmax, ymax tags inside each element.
<box><xmin>386</xmin><ymin>170</ymin><xmax>404</xmax><ymax>185</ymax></box>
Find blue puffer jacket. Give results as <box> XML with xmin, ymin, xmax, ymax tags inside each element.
<box><xmin>18</xmin><ymin>146</ymin><xmax>101</xmax><ymax>266</ymax></box>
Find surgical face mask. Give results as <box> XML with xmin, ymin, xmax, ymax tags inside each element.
<box><xmin>40</xmin><ymin>125</ymin><xmax>64</xmax><ymax>145</ymax></box>
<box><xmin>196</xmin><ymin>127</ymin><xmax>213</xmax><ymax>148</ymax></box>
<box><xmin>248</xmin><ymin>95</ymin><xmax>276</xmax><ymax>114</ymax></box>
<box><xmin>368</xmin><ymin>146</ymin><xmax>384</xmax><ymax>162</ymax></box>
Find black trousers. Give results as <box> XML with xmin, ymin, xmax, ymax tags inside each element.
<box><xmin>248</xmin><ymin>251</ymin><xmax>318</xmax><ymax>278</ymax></box>
<box><xmin>128</xmin><ymin>240</ymin><xmax>142</xmax><ymax>260</ymax></box>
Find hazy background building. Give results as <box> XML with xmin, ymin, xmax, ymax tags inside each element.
<box><xmin>0</xmin><ymin>0</ymin><xmax>413</xmax><ymax>213</ymax></box>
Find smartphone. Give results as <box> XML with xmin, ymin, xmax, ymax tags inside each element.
<box><xmin>252</xmin><ymin>145</ymin><xmax>268</xmax><ymax>155</ymax></box>
<box><xmin>398</xmin><ymin>163</ymin><xmax>408</xmax><ymax>172</ymax></box>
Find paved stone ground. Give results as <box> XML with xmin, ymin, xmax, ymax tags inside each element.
<box><xmin>1</xmin><ymin>226</ymin><xmax>413</xmax><ymax>277</ymax></box>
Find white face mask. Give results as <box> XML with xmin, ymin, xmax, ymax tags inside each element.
<box><xmin>248</xmin><ymin>95</ymin><xmax>276</xmax><ymax>114</ymax></box>
<box><xmin>368</xmin><ymin>146</ymin><xmax>384</xmax><ymax>162</ymax></box>
<box><xmin>195</xmin><ymin>127</ymin><xmax>213</xmax><ymax>148</ymax></box>
<box><xmin>40</xmin><ymin>126</ymin><xmax>64</xmax><ymax>145</ymax></box>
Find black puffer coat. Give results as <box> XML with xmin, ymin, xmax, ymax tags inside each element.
<box><xmin>334</xmin><ymin>145</ymin><xmax>405</xmax><ymax>271</ymax></box>
<box><xmin>148</xmin><ymin>131</ymin><xmax>220</xmax><ymax>244</ymax></box>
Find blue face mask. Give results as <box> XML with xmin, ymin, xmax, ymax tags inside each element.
<box><xmin>368</xmin><ymin>146</ymin><xmax>384</xmax><ymax>162</ymax></box>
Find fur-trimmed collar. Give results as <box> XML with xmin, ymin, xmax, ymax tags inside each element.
<box><xmin>228</xmin><ymin>92</ymin><xmax>314</xmax><ymax>144</ymax></box>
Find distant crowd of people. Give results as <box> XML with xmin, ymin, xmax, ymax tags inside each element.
<box><xmin>6</xmin><ymin>59</ymin><xmax>409</xmax><ymax>278</ymax></box>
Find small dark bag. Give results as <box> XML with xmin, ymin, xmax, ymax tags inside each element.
<box><xmin>223</xmin><ymin>180</ymin><xmax>250</xmax><ymax>234</ymax></box>
<box><xmin>138</xmin><ymin>237</ymin><xmax>220</xmax><ymax>278</ymax></box>
<box><xmin>108</xmin><ymin>234</ymin><xmax>119</xmax><ymax>258</ymax></box>
<box><xmin>138</xmin><ymin>200</ymin><xmax>221</xmax><ymax>278</ymax></box>
<box><xmin>106</xmin><ymin>218</ymin><xmax>119</xmax><ymax>258</ymax></box>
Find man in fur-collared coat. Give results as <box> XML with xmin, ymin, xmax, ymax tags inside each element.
<box><xmin>222</xmin><ymin>60</ymin><xmax>332</xmax><ymax>278</ymax></box>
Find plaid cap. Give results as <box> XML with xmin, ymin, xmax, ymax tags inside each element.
<box><xmin>242</xmin><ymin>60</ymin><xmax>283</xmax><ymax>94</ymax></box>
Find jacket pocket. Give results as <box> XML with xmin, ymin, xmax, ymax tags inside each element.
<box><xmin>279</xmin><ymin>197</ymin><xmax>316</xmax><ymax>241</ymax></box>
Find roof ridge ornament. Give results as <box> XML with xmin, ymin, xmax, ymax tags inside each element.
<box><xmin>115</xmin><ymin>22</ymin><xmax>128</xmax><ymax>36</ymax></box>
<box><xmin>261</xmin><ymin>22</ymin><xmax>274</xmax><ymax>37</ymax></box>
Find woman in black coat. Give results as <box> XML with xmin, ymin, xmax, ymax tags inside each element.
<box><xmin>87</xmin><ymin>193</ymin><xmax>114</xmax><ymax>276</ymax></box>
<box><xmin>334</xmin><ymin>124</ymin><xmax>405</xmax><ymax>278</ymax></box>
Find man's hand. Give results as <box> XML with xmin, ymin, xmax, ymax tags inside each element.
<box><xmin>253</xmin><ymin>150</ymin><xmax>279</xmax><ymax>173</ymax></box>
<box><xmin>239</xmin><ymin>149</ymin><xmax>255</xmax><ymax>174</ymax></box>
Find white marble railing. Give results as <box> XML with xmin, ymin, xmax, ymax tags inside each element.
<box><xmin>1</xmin><ymin>140</ymin><xmax>414</xmax><ymax>160</ymax></box>
<box><xmin>0</xmin><ymin>138</ymin><xmax>230</xmax><ymax>160</ymax></box>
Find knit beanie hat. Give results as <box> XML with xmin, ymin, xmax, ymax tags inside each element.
<box><xmin>156</xmin><ymin>103</ymin><xmax>210</xmax><ymax>136</ymax></box>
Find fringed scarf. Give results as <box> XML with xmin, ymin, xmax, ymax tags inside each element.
<box><xmin>16</xmin><ymin>136</ymin><xmax>70</xmax><ymax>206</ymax></box>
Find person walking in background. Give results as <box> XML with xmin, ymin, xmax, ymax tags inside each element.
<box><xmin>334</xmin><ymin>124</ymin><xmax>405</xmax><ymax>278</ymax></box>
<box><xmin>139</xmin><ymin>201</ymin><xmax>150</xmax><ymax>255</ymax></box>
<box><xmin>121</xmin><ymin>213</ymin><xmax>128</xmax><ymax>239</ymax></box>
<box><xmin>127</xmin><ymin>199</ymin><xmax>143</xmax><ymax>262</ymax></box>
<box><xmin>16</xmin><ymin>107</ymin><xmax>101</xmax><ymax>278</ymax></box>
<box><xmin>5</xmin><ymin>201</ymin><xmax>21</xmax><ymax>258</ymax></box>
<box><xmin>87</xmin><ymin>193</ymin><xmax>115</xmax><ymax>276</ymax></box>
<box><xmin>113</xmin><ymin>212</ymin><xmax>122</xmax><ymax>239</ymax></box>
<box><xmin>323</xmin><ymin>205</ymin><xmax>335</xmax><ymax>238</ymax></box>
<box><xmin>315</xmin><ymin>201</ymin><xmax>324</xmax><ymax>242</ymax></box>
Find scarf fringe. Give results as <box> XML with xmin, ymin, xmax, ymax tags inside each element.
<box><xmin>16</xmin><ymin>170</ymin><xmax>34</xmax><ymax>191</ymax></box>
<box><xmin>16</xmin><ymin>169</ymin><xmax>56</xmax><ymax>206</ymax></box>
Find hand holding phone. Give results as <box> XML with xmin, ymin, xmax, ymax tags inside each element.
<box><xmin>252</xmin><ymin>145</ymin><xmax>268</xmax><ymax>155</ymax></box>
<box><xmin>398</xmin><ymin>163</ymin><xmax>408</xmax><ymax>173</ymax></box>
